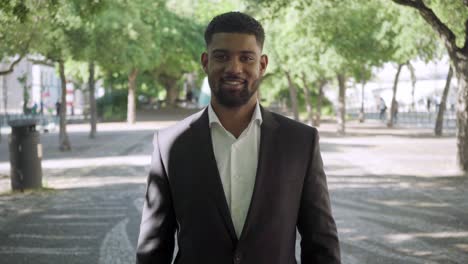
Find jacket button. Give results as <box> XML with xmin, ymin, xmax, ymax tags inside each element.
<box><xmin>234</xmin><ymin>252</ymin><xmax>242</xmax><ymax>264</ymax></box>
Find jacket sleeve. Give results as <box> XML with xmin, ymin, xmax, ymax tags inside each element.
<box><xmin>297</xmin><ymin>128</ymin><xmax>341</xmax><ymax>263</ymax></box>
<box><xmin>136</xmin><ymin>131</ymin><xmax>177</xmax><ymax>264</ymax></box>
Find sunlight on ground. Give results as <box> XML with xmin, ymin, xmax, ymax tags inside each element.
<box><xmin>0</xmin><ymin>155</ymin><xmax>151</xmax><ymax>171</ymax></box>
<box><xmin>386</xmin><ymin>231</ymin><xmax>468</xmax><ymax>243</ymax></box>
<box><xmin>46</xmin><ymin>176</ymin><xmax>145</xmax><ymax>189</ymax></box>
<box><xmin>0</xmin><ymin>121</ymin><xmax>177</xmax><ymax>135</ymax></box>
<box><xmin>369</xmin><ymin>200</ymin><xmax>450</xmax><ymax>208</ymax></box>
<box><xmin>398</xmin><ymin>249</ymin><xmax>432</xmax><ymax>257</ymax></box>
<box><xmin>65</xmin><ymin>121</ymin><xmax>177</xmax><ymax>132</ymax></box>
<box><xmin>455</xmin><ymin>244</ymin><xmax>468</xmax><ymax>252</ymax></box>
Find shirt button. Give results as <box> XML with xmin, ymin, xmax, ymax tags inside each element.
<box><xmin>234</xmin><ymin>252</ymin><xmax>242</xmax><ymax>264</ymax></box>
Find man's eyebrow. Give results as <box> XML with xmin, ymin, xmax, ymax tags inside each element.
<box><xmin>240</xmin><ymin>51</ymin><xmax>257</xmax><ymax>55</ymax></box>
<box><xmin>211</xmin><ymin>49</ymin><xmax>257</xmax><ymax>55</ymax></box>
<box><xmin>211</xmin><ymin>49</ymin><xmax>228</xmax><ymax>53</ymax></box>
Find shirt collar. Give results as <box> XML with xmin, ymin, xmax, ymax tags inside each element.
<box><xmin>208</xmin><ymin>100</ymin><xmax>263</xmax><ymax>128</ymax></box>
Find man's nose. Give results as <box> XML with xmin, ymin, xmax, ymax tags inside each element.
<box><xmin>225</xmin><ymin>58</ymin><xmax>242</xmax><ymax>74</ymax></box>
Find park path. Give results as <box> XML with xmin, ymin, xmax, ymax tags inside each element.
<box><xmin>0</xmin><ymin>108</ymin><xmax>467</xmax><ymax>263</ymax></box>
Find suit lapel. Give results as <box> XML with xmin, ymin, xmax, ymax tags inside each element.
<box><xmin>190</xmin><ymin>109</ymin><xmax>238</xmax><ymax>244</ymax></box>
<box><xmin>239</xmin><ymin>107</ymin><xmax>279</xmax><ymax>242</ymax></box>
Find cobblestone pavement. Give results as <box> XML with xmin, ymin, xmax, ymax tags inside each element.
<box><xmin>0</xmin><ymin>109</ymin><xmax>467</xmax><ymax>263</ymax></box>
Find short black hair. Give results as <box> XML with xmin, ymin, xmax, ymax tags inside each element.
<box><xmin>204</xmin><ymin>12</ymin><xmax>265</xmax><ymax>49</ymax></box>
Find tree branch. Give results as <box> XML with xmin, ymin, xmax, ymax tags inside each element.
<box><xmin>0</xmin><ymin>55</ymin><xmax>24</xmax><ymax>75</ymax></box>
<box><xmin>391</xmin><ymin>0</ymin><xmax>458</xmax><ymax>54</ymax></box>
<box><xmin>27</xmin><ymin>58</ymin><xmax>55</xmax><ymax>67</ymax></box>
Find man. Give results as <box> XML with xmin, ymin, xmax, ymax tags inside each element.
<box><xmin>136</xmin><ymin>12</ymin><xmax>341</xmax><ymax>264</ymax></box>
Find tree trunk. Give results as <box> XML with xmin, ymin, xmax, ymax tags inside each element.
<box><xmin>337</xmin><ymin>73</ymin><xmax>346</xmax><ymax>135</ymax></box>
<box><xmin>1</xmin><ymin>77</ymin><xmax>6</xmax><ymax>143</ymax></box>
<box><xmin>165</xmin><ymin>81</ymin><xmax>179</xmax><ymax>107</ymax></box>
<box><xmin>58</xmin><ymin>60</ymin><xmax>71</xmax><ymax>151</ymax></box>
<box><xmin>387</xmin><ymin>64</ymin><xmax>404</xmax><ymax>128</ymax></box>
<box><xmin>285</xmin><ymin>71</ymin><xmax>299</xmax><ymax>121</ymax></box>
<box><xmin>2</xmin><ymin>76</ymin><xmax>6</xmax><ymax>116</ymax></box>
<box><xmin>301</xmin><ymin>72</ymin><xmax>314</xmax><ymax>126</ymax></box>
<box><xmin>21</xmin><ymin>78</ymin><xmax>29</xmax><ymax>114</ymax></box>
<box><xmin>407</xmin><ymin>61</ymin><xmax>417</xmax><ymax>111</ymax></box>
<box><xmin>127</xmin><ymin>68</ymin><xmax>138</xmax><ymax>124</ymax></box>
<box><xmin>315</xmin><ymin>80</ymin><xmax>325</xmax><ymax>127</ymax></box>
<box><xmin>455</xmin><ymin>60</ymin><xmax>468</xmax><ymax>171</ymax></box>
<box><xmin>88</xmin><ymin>61</ymin><xmax>97</xmax><ymax>138</ymax></box>
<box><xmin>359</xmin><ymin>79</ymin><xmax>366</xmax><ymax>123</ymax></box>
<box><xmin>389</xmin><ymin>0</ymin><xmax>468</xmax><ymax>171</ymax></box>
<box><xmin>434</xmin><ymin>65</ymin><xmax>453</xmax><ymax>136</ymax></box>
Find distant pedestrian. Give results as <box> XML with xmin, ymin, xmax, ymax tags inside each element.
<box><xmin>434</xmin><ymin>96</ymin><xmax>440</xmax><ymax>112</ymax></box>
<box><xmin>393</xmin><ymin>100</ymin><xmax>399</xmax><ymax>124</ymax></box>
<box><xmin>379</xmin><ymin>97</ymin><xmax>387</xmax><ymax>121</ymax></box>
<box><xmin>55</xmin><ymin>101</ymin><xmax>61</xmax><ymax>116</ymax></box>
<box><xmin>186</xmin><ymin>90</ymin><xmax>193</xmax><ymax>102</ymax></box>
<box><xmin>31</xmin><ymin>103</ymin><xmax>38</xmax><ymax>115</ymax></box>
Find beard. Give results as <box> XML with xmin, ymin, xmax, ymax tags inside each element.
<box><xmin>209</xmin><ymin>77</ymin><xmax>261</xmax><ymax>108</ymax></box>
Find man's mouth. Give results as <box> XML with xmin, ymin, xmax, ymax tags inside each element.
<box><xmin>221</xmin><ymin>78</ymin><xmax>246</xmax><ymax>90</ymax></box>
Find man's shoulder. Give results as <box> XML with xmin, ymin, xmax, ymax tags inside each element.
<box><xmin>268</xmin><ymin>110</ymin><xmax>318</xmax><ymax>135</ymax></box>
<box><xmin>156</xmin><ymin>108</ymin><xmax>205</xmax><ymax>139</ymax></box>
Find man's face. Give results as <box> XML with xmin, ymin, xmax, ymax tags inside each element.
<box><xmin>201</xmin><ymin>33</ymin><xmax>268</xmax><ymax>108</ymax></box>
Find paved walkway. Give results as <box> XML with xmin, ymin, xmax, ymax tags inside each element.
<box><xmin>0</xmin><ymin>108</ymin><xmax>467</xmax><ymax>263</ymax></box>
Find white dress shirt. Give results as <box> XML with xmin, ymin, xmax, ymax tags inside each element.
<box><xmin>208</xmin><ymin>101</ymin><xmax>262</xmax><ymax>238</ymax></box>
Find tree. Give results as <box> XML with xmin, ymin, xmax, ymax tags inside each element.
<box><xmin>0</xmin><ymin>1</ymin><xmax>44</xmax><ymax>144</ymax></box>
<box><xmin>63</xmin><ymin>60</ymin><xmax>101</xmax><ymax>138</ymax></box>
<box><xmin>406</xmin><ymin>61</ymin><xmax>418</xmax><ymax>111</ymax></box>
<box><xmin>293</xmin><ymin>0</ymin><xmax>394</xmax><ymax>134</ymax></box>
<box><xmin>64</xmin><ymin>0</ymin><xmax>109</xmax><ymax>138</ymax></box>
<box><xmin>389</xmin><ymin>0</ymin><xmax>468</xmax><ymax>170</ymax></box>
<box><xmin>92</xmin><ymin>0</ymin><xmax>161</xmax><ymax>124</ymax></box>
<box><xmin>149</xmin><ymin>8</ymin><xmax>204</xmax><ymax>107</ymax></box>
<box><xmin>263</xmin><ymin>5</ymin><xmax>336</xmax><ymax>125</ymax></box>
<box><xmin>384</xmin><ymin>5</ymin><xmax>439</xmax><ymax>128</ymax></box>
<box><xmin>0</xmin><ymin>1</ymin><xmax>35</xmax><ymax>74</ymax></box>
<box><xmin>1</xmin><ymin>0</ymin><xmax>73</xmax><ymax>150</ymax></box>
<box><xmin>17</xmin><ymin>73</ymin><xmax>30</xmax><ymax>114</ymax></box>
<box><xmin>435</xmin><ymin>65</ymin><xmax>454</xmax><ymax>136</ymax></box>
<box><xmin>35</xmin><ymin>2</ymin><xmax>75</xmax><ymax>151</ymax></box>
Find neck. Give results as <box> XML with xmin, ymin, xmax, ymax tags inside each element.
<box><xmin>211</xmin><ymin>95</ymin><xmax>257</xmax><ymax>138</ymax></box>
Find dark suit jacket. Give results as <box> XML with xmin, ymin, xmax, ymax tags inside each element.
<box><xmin>136</xmin><ymin>106</ymin><xmax>341</xmax><ymax>264</ymax></box>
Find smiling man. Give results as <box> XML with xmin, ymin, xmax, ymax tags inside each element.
<box><xmin>136</xmin><ymin>12</ymin><xmax>341</xmax><ymax>264</ymax></box>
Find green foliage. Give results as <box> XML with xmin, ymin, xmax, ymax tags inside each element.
<box><xmin>247</xmin><ymin>0</ymin><xmax>445</xmax><ymax>115</ymax></box>
<box><xmin>88</xmin><ymin>0</ymin><xmax>160</xmax><ymax>74</ymax></box>
<box><xmin>0</xmin><ymin>1</ymin><xmax>51</xmax><ymax>60</ymax></box>
<box><xmin>151</xmin><ymin>7</ymin><xmax>205</xmax><ymax>78</ymax></box>
<box><xmin>3</xmin><ymin>0</ymin><xmax>450</xmax><ymax>115</ymax></box>
<box><xmin>425</xmin><ymin>0</ymin><xmax>468</xmax><ymax>48</ymax></box>
<box><xmin>386</xmin><ymin>3</ymin><xmax>440</xmax><ymax>63</ymax></box>
<box><xmin>96</xmin><ymin>89</ymin><xmax>127</xmax><ymax>121</ymax></box>
<box><xmin>254</xmin><ymin>0</ymin><xmax>394</xmax><ymax>111</ymax></box>
<box><xmin>167</xmin><ymin>0</ymin><xmax>245</xmax><ymax>25</ymax></box>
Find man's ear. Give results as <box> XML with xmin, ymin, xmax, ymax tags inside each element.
<box><xmin>201</xmin><ymin>52</ymin><xmax>208</xmax><ymax>73</ymax></box>
<box><xmin>259</xmin><ymin>54</ymin><xmax>268</xmax><ymax>75</ymax></box>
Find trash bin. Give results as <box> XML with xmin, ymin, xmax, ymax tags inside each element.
<box><xmin>8</xmin><ymin>119</ymin><xmax>43</xmax><ymax>191</ymax></box>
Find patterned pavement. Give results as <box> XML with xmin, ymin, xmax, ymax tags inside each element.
<box><xmin>0</xmin><ymin>110</ymin><xmax>466</xmax><ymax>263</ymax></box>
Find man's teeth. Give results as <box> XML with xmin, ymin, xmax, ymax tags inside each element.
<box><xmin>224</xmin><ymin>81</ymin><xmax>243</xmax><ymax>85</ymax></box>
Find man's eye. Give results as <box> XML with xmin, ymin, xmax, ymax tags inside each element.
<box><xmin>241</xmin><ymin>56</ymin><xmax>255</xmax><ymax>62</ymax></box>
<box><xmin>214</xmin><ymin>55</ymin><xmax>228</xmax><ymax>61</ymax></box>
